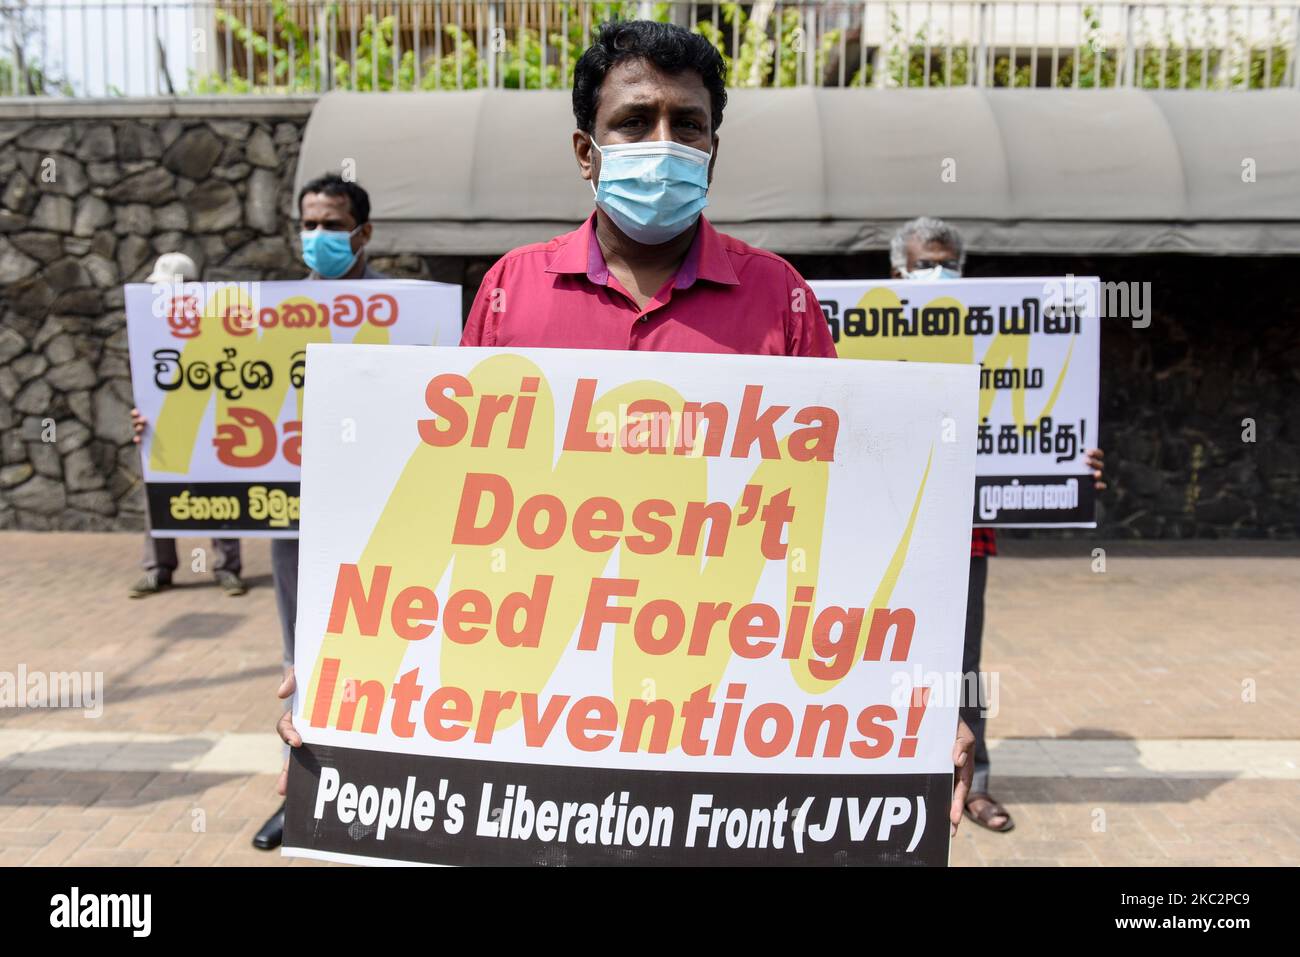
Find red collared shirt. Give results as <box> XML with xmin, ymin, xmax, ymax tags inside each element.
<box><xmin>971</xmin><ymin>528</ymin><xmax>998</xmax><ymax>557</ymax></box>
<box><xmin>461</xmin><ymin>217</ymin><xmax>991</xmax><ymax>554</ymax></box>
<box><xmin>461</xmin><ymin>214</ymin><xmax>836</xmax><ymax>358</ymax></box>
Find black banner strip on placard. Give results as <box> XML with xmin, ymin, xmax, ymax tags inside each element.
<box><xmin>145</xmin><ymin>481</ymin><xmax>300</xmax><ymax>534</ymax></box>
<box><xmin>972</xmin><ymin>473</ymin><xmax>1095</xmax><ymax>526</ymax></box>
<box><xmin>282</xmin><ymin>743</ymin><xmax>952</xmax><ymax>867</ymax></box>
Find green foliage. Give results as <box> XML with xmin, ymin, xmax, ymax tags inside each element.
<box><xmin>1053</xmin><ymin>6</ymin><xmax>1293</xmax><ymax>90</ymax></box>
<box><xmin>694</xmin><ymin>3</ymin><xmax>805</xmax><ymax>88</ymax></box>
<box><xmin>193</xmin><ymin>1</ymin><xmax>466</xmax><ymax>92</ymax></box>
<box><xmin>0</xmin><ymin>56</ymin><xmax>71</xmax><ymax>96</ymax></box>
<box><xmin>421</xmin><ymin>25</ymin><xmax>482</xmax><ymax>90</ymax></box>
<box><xmin>192</xmin><ymin>0</ymin><xmax>311</xmax><ymax>93</ymax></box>
<box><xmin>333</xmin><ymin>15</ymin><xmax>410</xmax><ymax>91</ymax></box>
<box><xmin>188</xmin><ymin>1</ymin><xmax>1295</xmax><ymax>94</ymax></box>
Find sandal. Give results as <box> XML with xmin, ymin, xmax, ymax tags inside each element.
<box><xmin>964</xmin><ymin>793</ymin><xmax>1015</xmax><ymax>833</ymax></box>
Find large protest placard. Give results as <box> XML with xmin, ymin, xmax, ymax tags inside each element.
<box><xmin>810</xmin><ymin>278</ymin><xmax>1101</xmax><ymax>527</ymax></box>
<box><xmin>282</xmin><ymin>344</ymin><xmax>978</xmax><ymax>866</ymax></box>
<box><xmin>125</xmin><ymin>279</ymin><xmax>462</xmax><ymax>536</ymax></box>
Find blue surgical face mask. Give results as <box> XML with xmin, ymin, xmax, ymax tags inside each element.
<box><xmin>904</xmin><ymin>265</ymin><xmax>962</xmax><ymax>281</ymax></box>
<box><xmin>300</xmin><ymin>225</ymin><xmax>361</xmax><ymax>278</ymax></box>
<box><xmin>591</xmin><ymin>139</ymin><xmax>711</xmax><ymax>245</ymax></box>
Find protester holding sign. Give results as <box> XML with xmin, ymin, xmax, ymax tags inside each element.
<box><xmin>888</xmin><ymin>217</ymin><xmax>1107</xmax><ymax>833</ymax></box>
<box><xmin>254</xmin><ymin>174</ymin><xmax>392</xmax><ymax>852</ymax></box>
<box><xmin>128</xmin><ymin>253</ymin><xmax>244</xmax><ymax>600</ymax></box>
<box><xmin>126</xmin><ymin>175</ymin><xmax>465</xmax><ymax>850</ymax></box>
<box><xmin>274</xmin><ymin>20</ymin><xmax>979</xmax><ymax>848</ymax></box>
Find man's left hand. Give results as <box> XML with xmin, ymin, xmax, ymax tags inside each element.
<box><xmin>950</xmin><ymin>717</ymin><xmax>976</xmax><ymax>836</ymax></box>
<box><xmin>1085</xmin><ymin>447</ymin><xmax>1106</xmax><ymax>491</ymax></box>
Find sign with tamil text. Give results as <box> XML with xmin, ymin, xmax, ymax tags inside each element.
<box><xmin>810</xmin><ymin>277</ymin><xmax>1101</xmax><ymax>527</ymax></box>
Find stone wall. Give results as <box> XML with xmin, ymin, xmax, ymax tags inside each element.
<box><xmin>2</xmin><ymin>99</ymin><xmax>1297</xmax><ymax>537</ymax></box>
<box><xmin>0</xmin><ymin>99</ymin><xmax>319</xmax><ymax>530</ymax></box>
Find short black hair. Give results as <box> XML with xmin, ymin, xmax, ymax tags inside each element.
<box><xmin>572</xmin><ymin>20</ymin><xmax>728</xmax><ymax>134</ymax></box>
<box><xmin>297</xmin><ymin>173</ymin><xmax>371</xmax><ymax>225</ymax></box>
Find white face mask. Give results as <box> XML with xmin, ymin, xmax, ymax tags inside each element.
<box><xmin>590</xmin><ymin>139</ymin><xmax>712</xmax><ymax>245</ymax></box>
<box><xmin>903</xmin><ymin>265</ymin><xmax>962</xmax><ymax>281</ymax></box>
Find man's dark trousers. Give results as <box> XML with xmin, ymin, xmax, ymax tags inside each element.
<box><xmin>960</xmin><ymin>555</ymin><xmax>991</xmax><ymax>795</ymax></box>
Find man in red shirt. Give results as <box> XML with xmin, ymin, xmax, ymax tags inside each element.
<box><xmin>454</xmin><ymin>20</ymin><xmax>976</xmax><ymax>837</ymax></box>
<box><xmin>460</xmin><ymin>40</ymin><xmax>828</xmax><ymax>357</ymax></box>
<box><xmin>280</xmin><ymin>20</ymin><xmax>977</xmax><ymax>841</ymax></box>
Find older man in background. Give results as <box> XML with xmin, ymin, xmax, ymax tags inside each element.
<box><xmin>890</xmin><ymin>216</ymin><xmax>1107</xmax><ymax>833</ymax></box>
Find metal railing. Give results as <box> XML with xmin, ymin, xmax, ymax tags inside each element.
<box><xmin>2</xmin><ymin>1</ymin><xmax>1297</xmax><ymax>96</ymax></box>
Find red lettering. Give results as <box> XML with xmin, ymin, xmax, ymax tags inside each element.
<box><xmin>863</xmin><ymin>607</ymin><xmax>916</xmax><ymax>662</ymax></box>
<box><xmin>452</xmin><ymin>472</ymin><xmax>512</xmax><ymax>546</ymax></box>
<box><xmin>562</xmin><ymin>378</ymin><xmax>603</xmax><ymax>452</ymax></box>
<box><xmin>577</xmin><ymin>578</ymin><xmax>637</xmax><ymax>650</ymax></box>
<box><xmin>850</xmin><ymin>705</ymin><xmax>896</xmax><ymax>759</ymax></box>
<box><xmin>391</xmin><ymin>586</ymin><xmax>437</xmax><ymax>641</ymax></box>
<box><xmin>519</xmin><ymin>691</ymin><xmax>570</xmax><ymax>747</ymax></box>
<box><xmin>728</xmin><ymin>603</ymin><xmax>780</xmax><ymax>658</ymax></box>
<box><xmin>418</xmin><ymin>373</ymin><xmax>471</xmax><ymax>447</ymax></box>
<box><xmin>474</xmin><ymin>690</ymin><xmax>518</xmax><ymax>743</ymax></box>
<box><xmin>326</xmin><ymin>564</ymin><xmax>391</xmax><ymax>636</ymax></box>
<box><xmin>444</xmin><ymin>589</ymin><xmax>491</xmax><ymax>645</ymax></box>
<box><xmin>730</xmin><ymin>384</ymin><xmax>787</xmax><ymax>460</ymax></box>
<box><xmin>566</xmin><ymin>696</ymin><xmax>618</xmax><ymax>752</ymax></box>
<box><xmin>310</xmin><ymin>658</ymin><xmax>340</xmax><ymax>728</ymax></box>
<box><xmin>572</xmin><ymin>497</ymin><xmax>623</xmax><ymax>552</ymax></box>
<box><xmin>423</xmin><ymin>686</ymin><xmax>471</xmax><ymax>741</ymax></box>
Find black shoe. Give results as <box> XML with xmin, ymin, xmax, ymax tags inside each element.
<box><xmin>252</xmin><ymin>803</ymin><xmax>285</xmax><ymax>850</ymax></box>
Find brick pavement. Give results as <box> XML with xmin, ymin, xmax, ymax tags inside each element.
<box><xmin>1</xmin><ymin>532</ymin><xmax>1298</xmax><ymax>866</ymax></box>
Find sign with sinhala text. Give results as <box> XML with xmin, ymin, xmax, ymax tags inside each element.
<box><xmin>125</xmin><ymin>279</ymin><xmax>462</xmax><ymax>537</ymax></box>
<box><xmin>283</xmin><ymin>344</ymin><xmax>977</xmax><ymax>866</ymax></box>
<box><xmin>810</xmin><ymin>277</ymin><xmax>1101</xmax><ymax>527</ymax></box>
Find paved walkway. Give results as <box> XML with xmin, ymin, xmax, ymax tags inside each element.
<box><xmin>2</xmin><ymin>532</ymin><xmax>1297</xmax><ymax>866</ymax></box>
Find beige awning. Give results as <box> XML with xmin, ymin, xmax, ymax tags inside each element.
<box><xmin>297</xmin><ymin>86</ymin><xmax>1300</xmax><ymax>256</ymax></box>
